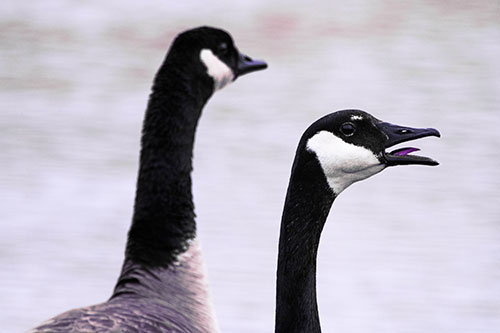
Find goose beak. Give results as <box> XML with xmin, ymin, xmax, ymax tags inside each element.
<box><xmin>376</xmin><ymin>121</ymin><xmax>441</xmax><ymax>166</ymax></box>
<box><xmin>235</xmin><ymin>52</ymin><xmax>267</xmax><ymax>78</ymax></box>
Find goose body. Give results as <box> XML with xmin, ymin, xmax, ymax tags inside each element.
<box><xmin>275</xmin><ymin>110</ymin><xmax>440</xmax><ymax>333</ymax></box>
<box><xmin>31</xmin><ymin>26</ymin><xmax>266</xmax><ymax>333</ymax></box>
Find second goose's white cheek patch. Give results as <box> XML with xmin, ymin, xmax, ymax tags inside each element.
<box><xmin>307</xmin><ymin>131</ymin><xmax>385</xmax><ymax>195</ymax></box>
<box><xmin>200</xmin><ymin>49</ymin><xmax>234</xmax><ymax>91</ymax></box>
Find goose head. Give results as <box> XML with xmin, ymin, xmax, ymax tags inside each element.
<box><xmin>298</xmin><ymin>109</ymin><xmax>440</xmax><ymax>195</ymax></box>
<box><xmin>165</xmin><ymin>26</ymin><xmax>267</xmax><ymax>92</ymax></box>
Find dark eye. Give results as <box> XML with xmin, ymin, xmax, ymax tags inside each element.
<box><xmin>340</xmin><ymin>122</ymin><xmax>356</xmax><ymax>136</ymax></box>
<box><xmin>217</xmin><ymin>42</ymin><xmax>228</xmax><ymax>56</ymax></box>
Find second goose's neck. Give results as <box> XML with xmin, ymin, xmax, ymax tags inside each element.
<box><xmin>275</xmin><ymin>169</ymin><xmax>335</xmax><ymax>333</ymax></box>
<box><xmin>125</xmin><ymin>65</ymin><xmax>212</xmax><ymax>268</ymax></box>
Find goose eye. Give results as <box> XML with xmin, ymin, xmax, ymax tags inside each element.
<box><xmin>340</xmin><ymin>122</ymin><xmax>356</xmax><ymax>136</ymax></box>
<box><xmin>217</xmin><ymin>42</ymin><xmax>228</xmax><ymax>56</ymax></box>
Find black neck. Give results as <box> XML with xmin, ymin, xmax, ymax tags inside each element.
<box><xmin>275</xmin><ymin>159</ymin><xmax>335</xmax><ymax>333</ymax></box>
<box><xmin>123</xmin><ymin>62</ymin><xmax>213</xmax><ymax>269</ymax></box>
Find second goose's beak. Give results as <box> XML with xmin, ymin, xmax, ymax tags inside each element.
<box><xmin>376</xmin><ymin>121</ymin><xmax>441</xmax><ymax>166</ymax></box>
<box><xmin>235</xmin><ymin>52</ymin><xmax>267</xmax><ymax>78</ymax></box>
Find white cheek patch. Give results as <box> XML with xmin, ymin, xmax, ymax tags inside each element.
<box><xmin>200</xmin><ymin>49</ymin><xmax>234</xmax><ymax>91</ymax></box>
<box><xmin>307</xmin><ymin>130</ymin><xmax>385</xmax><ymax>195</ymax></box>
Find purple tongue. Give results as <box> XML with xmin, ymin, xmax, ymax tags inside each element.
<box><xmin>392</xmin><ymin>147</ymin><xmax>420</xmax><ymax>156</ymax></box>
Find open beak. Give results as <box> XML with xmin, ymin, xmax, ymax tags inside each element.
<box><xmin>376</xmin><ymin>121</ymin><xmax>441</xmax><ymax>166</ymax></box>
<box><xmin>235</xmin><ymin>51</ymin><xmax>267</xmax><ymax>78</ymax></box>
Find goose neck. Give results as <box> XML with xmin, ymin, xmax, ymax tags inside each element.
<box><xmin>275</xmin><ymin>175</ymin><xmax>334</xmax><ymax>333</ymax></box>
<box><xmin>125</xmin><ymin>66</ymin><xmax>212</xmax><ymax>268</ymax></box>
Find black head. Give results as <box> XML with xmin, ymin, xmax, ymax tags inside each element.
<box><xmin>165</xmin><ymin>26</ymin><xmax>267</xmax><ymax>91</ymax></box>
<box><xmin>295</xmin><ymin>110</ymin><xmax>440</xmax><ymax>195</ymax></box>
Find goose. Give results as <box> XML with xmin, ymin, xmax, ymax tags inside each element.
<box><xmin>274</xmin><ymin>109</ymin><xmax>440</xmax><ymax>333</ymax></box>
<box><xmin>31</xmin><ymin>26</ymin><xmax>267</xmax><ymax>333</ymax></box>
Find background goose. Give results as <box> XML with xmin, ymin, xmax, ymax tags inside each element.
<box><xmin>275</xmin><ymin>110</ymin><xmax>440</xmax><ymax>332</ymax></box>
<box><xmin>29</xmin><ymin>26</ymin><xmax>266</xmax><ymax>332</ymax></box>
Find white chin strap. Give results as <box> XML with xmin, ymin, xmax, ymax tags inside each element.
<box><xmin>200</xmin><ymin>49</ymin><xmax>234</xmax><ymax>91</ymax></box>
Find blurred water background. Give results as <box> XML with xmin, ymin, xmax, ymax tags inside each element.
<box><xmin>1</xmin><ymin>1</ymin><xmax>499</xmax><ymax>332</ymax></box>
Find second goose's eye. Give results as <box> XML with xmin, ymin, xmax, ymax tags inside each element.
<box><xmin>217</xmin><ymin>42</ymin><xmax>228</xmax><ymax>56</ymax></box>
<box><xmin>340</xmin><ymin>122</ymin><xmax>356</xmax><ymax>136</ymax></box>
